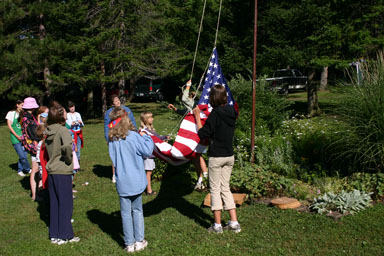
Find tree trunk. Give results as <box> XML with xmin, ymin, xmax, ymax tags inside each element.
<box><xmin>319</xmin><ymin>66</ymin><xmax>328</xmax><ymax>91</ymax></box>
<box><xmin>118</xmin><ymin>69</ymin><xmax>126</xmax><ymax>104</ymax></box>
<box><xmin>127</xmin><ymin>78</ymin><xmax>136</xmax><ymax>101</ymax></box>
<box><xmin>307</xmin><ymin>71</ymin><xmax>321</xmax><ymax>117</ymax></box>
<box><xmin>87</xmin><ymin>89</ymin><xmax>94</xmax><ymax>118</ymax></box>
<box><xmin>101</xmin><ymin>61</ymin><xmax>107</xmax><ymax>115</ymax></box>
<box><xmin>39</xmin><ymin>1</ymin><xmax>51</xmax><ymax>98</ymax></box>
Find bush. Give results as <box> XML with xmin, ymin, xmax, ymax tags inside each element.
<box><xmin>334</xmin><ymin>52</ymin><xmax>384</xmax><ymax>172</ymax></box>
<box><xmin>343</xmin><ymin>172</ymin><xmax>384</xmax><ymax>199</ymax></box>
<box><xmin>229</xmin><ymin>74</ymin><xmax>292</xmax><ymax>138</ymax></box>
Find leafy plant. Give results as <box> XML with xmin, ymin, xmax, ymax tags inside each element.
<box><xmin>333</xmin><ymin>52</ymin><xmax>384</xmax><ymax>172</ymax></box>
<box><xmin>310</xmin><ymin>190</ymin><xmax>373</xmax><ymax>215</ymax></box>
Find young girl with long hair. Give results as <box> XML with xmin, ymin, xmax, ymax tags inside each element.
<box><xmin>140</xmin><ymin>111</ymin><xmax>169</xmax><ymax>195</ymax></box>
<box><xmin>108</xmin><ymin>107</ymin><xmax>154</xmax><ymax>252</ymax></box>
<box><xmin>5</xmin><ymin>100</ymin><xmax>31</xmax><ymax>176</ymax></box>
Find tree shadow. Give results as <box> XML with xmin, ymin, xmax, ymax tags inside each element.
<box><xmin>92</xmin><ymin>164</ymin><xmax>112</xmax><ymax>179</ymax></box>
<box><xmin>87</xmin><ymin>209</ymin><xmax>124</xmax><ymax>247</ymax></box>
<box><xmin>143</xmin><ymin>166</ymin><xmax>211</xmax><ymax>228</ymax></box>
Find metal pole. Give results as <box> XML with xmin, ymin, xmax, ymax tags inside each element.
<box><xmin>251</xmin><ymin>0</ymin><xmax>258</xmax><ymax>163</ymax></box>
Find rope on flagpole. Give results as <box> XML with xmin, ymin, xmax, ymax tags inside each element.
<box><xmin>169</xmin><ymin>0</ymin><xmax>224</xmax><ymax>137</ymax></box>
<box><xmin>189</xmin><ymin>0</ymin><xmax>207</xmax><ymax>82</ymax></box>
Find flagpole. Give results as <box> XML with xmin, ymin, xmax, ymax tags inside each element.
<box><xmin>251</xmin><ymin>0</ymin><xmax>258</xmax><ymax>163</ymax></box>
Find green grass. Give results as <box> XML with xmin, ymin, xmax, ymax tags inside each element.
<box><xmin>1</xmin><ymin>102</ymin><xmax>384</xmax><ymax>255</ymax></box>
<box><xmin>287</xmin><ymin>90</ymin><xmax>342</xmax><ymax>115</ymax></box>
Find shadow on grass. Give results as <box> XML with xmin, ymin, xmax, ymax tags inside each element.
<box><xmin>87</xmin><ymin>209</ymin><xmax>124</xmax><ymax>247</ymax></box>
<box><xmin>19</xmin><ymin>176</ymin><xmax>30</xmax><ymax>191</ymax></box>
<box><xmin>92</xmin><ymin>164</ymin><xmax>112</xmax><ymax>179</ymax></box>
<box><xmin>36</xmin><ymin>189</ymin><xmax>50</xmax><ymax>227</ymax></box>
<box><xmin>9</xmin><ymin>163</ymin><xmax>18</xmax><ymax>172</ymax></box>
<box><xmin>143</xmin><ymin>167</ymin><xmax>211</xmax><ymax>228</ymax></box>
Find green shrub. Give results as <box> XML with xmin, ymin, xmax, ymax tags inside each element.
<box><xmin>333</xmin><ymin>52</ymin><xmax>384</xmax><ymax>172</ymax></box>
<box><xmin>343</xmin><ymin>172</ymin><xmax>384</xmax><ymax>199</ymax></box>
<box><xmin>310</xmin><ymin>190</ymin><xmax>372</xmax><ymax>215</ymax></box>
<box><xmin>229</xmin><ymin>74</ymin><xmax>292</xmax><ymax>138</ymax></box>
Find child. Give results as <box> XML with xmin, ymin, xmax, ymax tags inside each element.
<box><xmin>21</xmin><ymin>97</ymin><xmax>40</xmax><ymax>201</ymax></box>
<box><xmin>168</xmin><ymin>80</ymin><xmax>208</xmax><ymax>191</ymax></box>
<box><xmin>45</xmin><ymin>103</ymin><xmax>80</xmax><ymax>245</ymax></box>
<box><xmin>108</xmin><ymin>107</ymin><xmax>154</xmax><ymax>252</ymax></box>
<box><xmin>5</xmin><ymin>100</ymin><xmax>31</xmax><ymax>177</ymax></box>
<box><xmin>66</xmin><ymin>101</ymin><xmax>84</xmax><ymax>161</ymax></box>
<box><xmin>140</xmin><ymin>111</ymin><xmax>169</xmax><ymax>196</ymax></box>
<box><xmin>193</xmin><ymin>84</ymin><xmax>241</xmax><ymax>233</ymax></box>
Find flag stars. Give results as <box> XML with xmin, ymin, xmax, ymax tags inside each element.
<box><xmin>214</xmin><ymin>64</ymin><xmax>218</xmax><ymax>68</ymax></box>
<box><xmin>204</xmin><ymin>95</ymin><xmax>209</xmax><ymax>100</ymax></box>
<box><xmin>209</xmin><ymin>62</ymin><xmax>213</xmax><ymax>66</ymax></box>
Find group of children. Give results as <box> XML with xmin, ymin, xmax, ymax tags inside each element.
<box><xmin>6</xmin><ymin>98</ymin><xmax>84</xmax><ymax>244</ymax></box>
<box><xmin>6</xmin><ymin>81</ymin><xmax>240</xmax><ymax>252</ymax></box>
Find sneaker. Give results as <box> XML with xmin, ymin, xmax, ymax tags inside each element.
<box><xmin>223</xmin><ymin>223</ymin><xmax>241</xmax><ymax>233</ymax></box>
<box><xmin>134</xmin><ymin>240</ymin><xmax>148</xmax><ymax>251</ymax></box>
<box><xmin>194</xmin><ymin>182</ymin><xmax>205</xmax><ymax>190</ymax></box>
<box><xmin>28</xmin><ymin>169</ymin><xmax>32</xmax><ymax>174</ymax></box>
<box><xmin>57</xmin><ymin>239</ymin><xmax>68</xmax><ymax>245</ymax></box>
<box><xmin>50</xmin><ymin>238</ymin><xmax>58</xmax><ymax>244</ymax></box>
<box><xmin>207</xmin><ymin>224</ymin><xmax>223</xmax><ymax>233</ymax></box>
<box><xmin>124</xmin><ymin>244</ymin><xmax>135</xmax><ymax>253</ymax></box>
<box><xmin>17</xmin><ymin>171</ymin><xmax>26</xmax><ymax>177</ymax></box>
<box><xmin>69</xmin><ymin>237</ymin><xmax>80</xmax><ymax>243</ymax></box>
<box><xmin>112</xmin><ymin>174</ymin><xmax>116</xmax><ymax>183</ymax></box>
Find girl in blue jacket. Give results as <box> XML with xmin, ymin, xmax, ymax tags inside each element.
<box><xmin>108</xmin><ymin>107</ymin><xmax>154</xmax><ymax>253</ymax></box>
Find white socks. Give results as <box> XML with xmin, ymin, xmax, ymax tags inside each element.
<box><xmin>197</xmin><ymin>177</ymin><xmax>203</xmax><ymax>184</ymax></box>
<box><xmin>214</xmin><ymin>223</ymin><xmax>222</xmax><ymax>228</ymax></box>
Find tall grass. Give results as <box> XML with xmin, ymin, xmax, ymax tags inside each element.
<box><xmin>334</xmin><ymin>52</ymin><xmax>384</xmax><ymax>172</ymax></box>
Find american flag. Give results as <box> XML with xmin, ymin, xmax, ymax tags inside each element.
<box><xmin>147</xmin><ymin>48</ymin><xmax>237</xmax><ymax>165</ymax></box>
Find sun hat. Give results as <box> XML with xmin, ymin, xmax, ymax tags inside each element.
<box><xmin>23</xmin><ymin>97</ymin><xmax>39</xmax><ymax>109</ymax></box>
<box><xmin>40</xmin><ymin>112</ymin><xmax>48</xmax><ymax>118</ymax></box>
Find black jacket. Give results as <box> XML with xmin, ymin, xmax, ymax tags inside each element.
<box><xmin>197</xmin><ymin>105</ymin><xmax>236</xmax><ymax>157</ymax></box>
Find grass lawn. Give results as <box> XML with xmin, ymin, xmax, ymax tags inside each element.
<box><xmin>1</xmin><ymin>101</ymin><xmax>384</xmax><ymax>255</ymax></box>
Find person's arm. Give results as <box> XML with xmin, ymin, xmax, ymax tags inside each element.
<box><xmin>104</xmin><ymin>109</ymin><xmax>111</xmax><ymax>142</ymax></box>
<box><xmin>136</xmin><ymin>134</ymin><xmax>154</xmax><ymax>158</ymax></box>
<box><xmin>60</xmin><ymin>128</ymin><xmax>73</xmax><ymax>165</ymax></box>
<box><xmin>66</xmin><ymin>114</ymin><xmax>73</xmax><ymax>127</ymax></box>
<box><xmin>194</xmin><ymin>107</ymin><xmax>216</xmax><ymax>139</ymax></box>
<box><xmin>6</xmin><ymin>119</ymin><xmax>22</xmax><ymax>141</ymax></box>
<box><xmin>77</xmin><ymin>112</ymin><xmax>84</xmax><ymax>127</ymax></box>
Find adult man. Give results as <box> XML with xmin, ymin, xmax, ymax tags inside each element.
<box><xmin>104</xmin><ymin>94</ymin><xmax>137</xmax><ymax>182</ymax></box>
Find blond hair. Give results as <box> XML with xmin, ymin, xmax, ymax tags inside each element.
<box><xmin>140</xmin><ymin>111</ymin><xmax>154</xmax><ymax>130</ymax></box>
<box><xmin>108</xmin><ymin>107</ymin><xmax>135</xmax><ymax>141</ymax></box>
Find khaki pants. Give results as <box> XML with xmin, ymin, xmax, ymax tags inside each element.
<box><xmin>209</xmin><ymin>156</ymin><xmax>236</xmax><ymax>211</ymax></box>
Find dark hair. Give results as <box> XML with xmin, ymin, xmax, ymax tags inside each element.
<box><xmin>68</xmin><ymin>101</ymin><xmax>75</xmax><ymax>108</ymax></box>
<box><xmin>47</xmin><ymin>103</ymin><xmax>66</xmax><ymax>125</ymax></box>
<box><xmin>109</xmin><ymin>94</ymin><xmax>119</xmax><ymax>104</ymax></box>
<box><xmin>209</xmin><ymin>84</ymin><xmax>227</xmax><ymax>108</ymax></box>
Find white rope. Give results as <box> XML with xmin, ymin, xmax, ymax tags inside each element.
<box><xmin>169</xmin><ymin>0</ymin><xmax>224</xmax><ymax>137</ymax></box>
<box><xmin>189</xmin><ymin>0</ymin><xmax>207</xmax><ymax>82</ymax></box>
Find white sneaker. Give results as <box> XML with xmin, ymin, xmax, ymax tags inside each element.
<box><xmin>124</xmin><ymin>245</ymin><xmax>135</xmax><ymax>253</ymax></box>
<box><xmin>17</xmin><ymin>171</ymin><xmax>25</xmax><ymax>177</ymax></box>
<box><xmin>57</xmin><ymin>239</ymin><xmax>68</xmax><ymax>245</ymax></box>
<box><xmin>28</xmin><ymin>169</ymin><xmax>32</xmax><ymax>174</ymax></box>
<box><xmin>50</xmin><ymin>238</ymin><xmax>58</xmax><ymax>244</ymax></box>
<box><xmin>134</xmin><ymin>240</ymin><xmax>148</xmax><ymax>251</ymax></box>
<box><xmin>69</xmin><ymin>236</ymin><xmax>80</xmax><ymax>243</ymax></box>
<box><xmin>194</xmin><ymin>182</ymin><xmax>205</xmax><ymax>190</ymax></box>
<box><xmin>112</xmin><ymin>174</ymin><xmax>116</xmax><ymax>183</ymax></box>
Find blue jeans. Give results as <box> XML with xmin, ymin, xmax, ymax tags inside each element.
<box><xmin>120</xmin><ymin>194</ymin><xmax>145</xmax><ymax>246</ymax></box>
<box><xmin>12</xmin><ymin>142</ymin><xmax>31</xmax><ymax>172</ymax></box>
